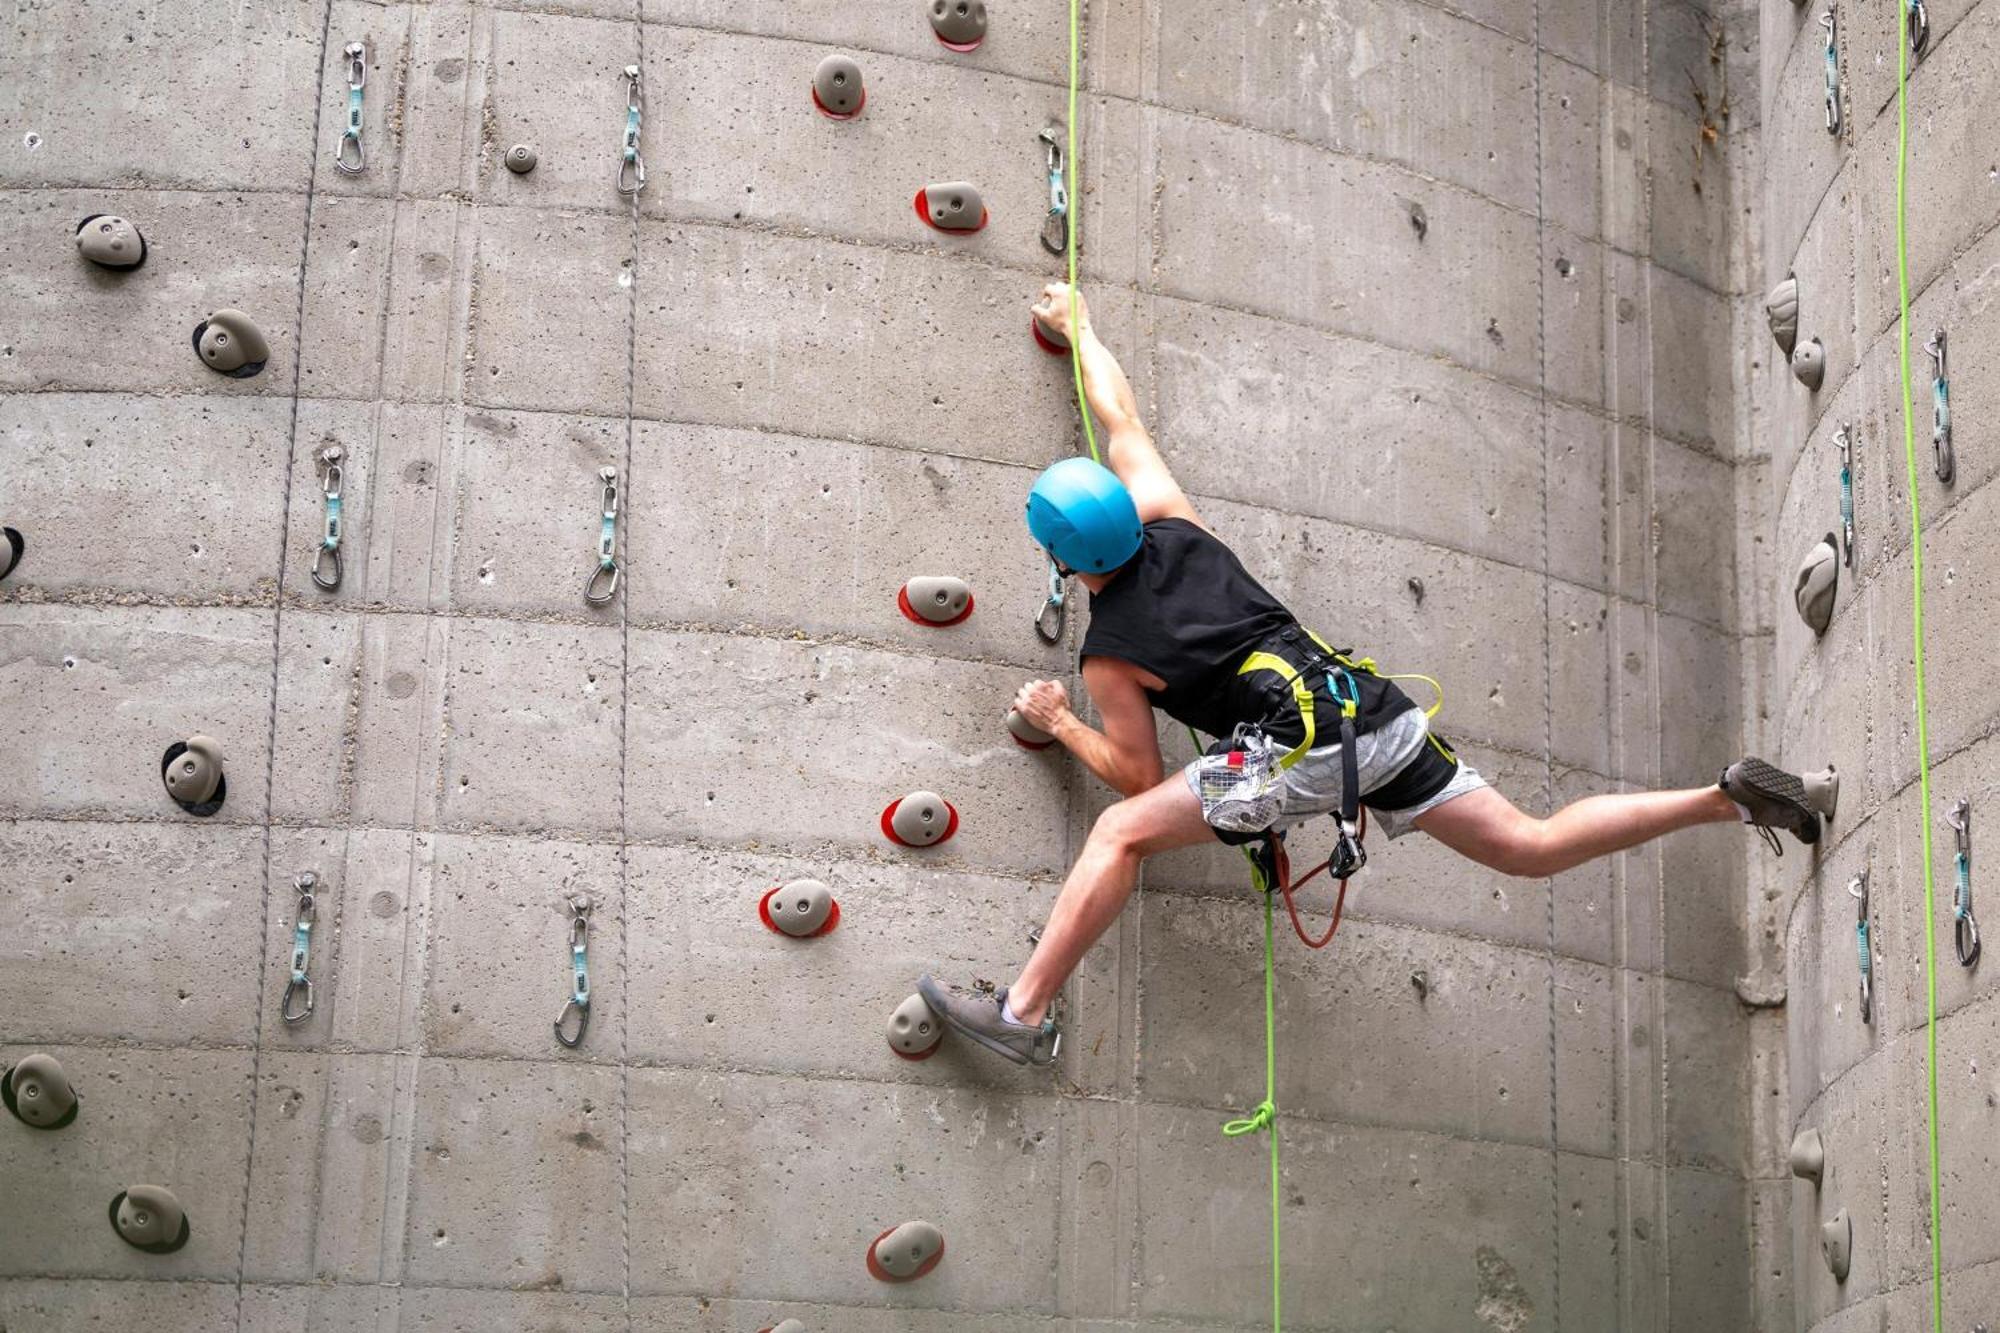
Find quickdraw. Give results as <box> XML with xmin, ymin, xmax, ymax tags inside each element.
<box><xmin>1821</xmin><ymin>9</ymin><xmax>1842</xmax><ymax>137</ymax></box>
<box><xmin>1038</xmin><ymin>129</ymin><xmax>1068</xmax><ymax>256</ymax></box>
<box><xmin>1850</xmin><ymin>870</ymin><xmax>1873</xmax><ymax>1024</ymax></box>
<box><xmin>617</xmin><ymin>65</ymin><xmax>646</xmax><ymax>194</ymax></box>
<box><xmin>282</xmin><ymin>873</ymin><xmax>317</xmax><ymax>1024</ymax></box>
<box><xmin>1950</xmin><ymin>798</ymin><xmax>1979</xmax><ymax>967</ymax></box>
<box><xmin>312</xmin><ymin>446</ymin><xmax>344</xmax><ymax>592</ymax></box>
<box><xmin>1833</xmin><ymin>423</ymin><xmax>1855</xmax><ymax>567</ymax></box>
<box><xmin>584</xmin><ymin>466</ymin><xmax>621</xmax><ymax>606</ymax></box>
<box><xmin>1033</xmin><ymin>558</ymin><xmax>1067</xmax><ymax>643</ymax></box>
<box><xmin>554</xmin><ymin>896</ymin><xmax>591</xmax><ymax>1047</ymax></box>
<box><xmin>335</xmin><ymin>42</ymin><xmax>367</xmax><ymax>175</ymax></box>
<box><xmin>1907</xmin><ymin>0</ymin><xmax>1929</xmax><ymax>57</ymax></box>
<box><xmin>1925</xmin><ymin>329</ymin><xmax>1953</xmax><ymax>484</ymax></box>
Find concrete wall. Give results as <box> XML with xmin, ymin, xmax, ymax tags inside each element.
<box><xmin>0</xmin><ymin>0</ymin><xmax>1769</xmax><ymax>1328</ymax></box>
<box><xmin>1757</xmin><ymin>0</ymin><xmax>2000</xmax><ymax>1321</ymax></box>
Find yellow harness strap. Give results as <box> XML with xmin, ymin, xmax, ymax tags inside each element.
<box><xmin>1234</xmin><ymin>630</ymin><xmax>1446</xmax><ymax>771</ymax></box>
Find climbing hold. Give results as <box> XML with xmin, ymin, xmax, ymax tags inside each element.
<box><xmin>1789</xmin><ymin>1127</ymin><xmax>1825</xmax><ymax>1183</ymax></box>
<box><xmin>759</xmin><ymin>878</ymin><xmax>839</xmax><ymax>938</ymax></box>
<box><xmin>868</xmin><ymin>1219</ymin><xmax>946</xmax><ymax>1282</ymax></box>
<box><xmin>192</xmin><ymin>309</ymin><xmax>269</xmax><ymax>379</ymax></box>
<box><xmin>109</xmin><ymin>1185</ymin><xmax>191</xmax><ymax>1254</ymax></box>
<box><xmin>1031</xmin><ymin>312</ymin><xmax>1069</xmax><ymax>357</ymax></box>
<box><xmin>2</xmin><ymin>1054</ymin><xmax>79</xmax><ymax>1130</ymax></box>
<box><xmin>1791</xmin><ymin>338</ymin><xmax>1825</xmax><ymax>391</ymax></box>
<box><xmin>161</xmin><ymin>735</ymin><xmax>227</xmax><ymax>817</ymax></box>
<box><xmin>1820</xmin><ymin>1208</ymin><xmax>1851</xmax><ymax>1281</ymax></box>
<box><xmin>1</xmin><ymin>526</ymin><xmax>22</xmax><ymax>581</ymax></box>
<box><xmin>759</xmin><ymin>1323</ymin><xmax>808</xmax><ymax>1333</ymax></box>
<box><xmin>1802</xmin><ymin>765</ymin><xmax>1839</xmax><ymax>822</ymax></box>
<box><xmin>1764</xmin><ymin>273</ymin><xmax>1798</xmax><ymax>356</ymax></box>
<box><xmin>74</xmin><ymin>214</ymin><xmax>147</xmax><ymax>269</ymax></box>
<box><xmin>915</xmin><ymin>182</ymin><xmax>988</xmax><ymax>233</ymax></box>
<box><xmin>1006</xmin><ymin>707</ymin><xmax>1054</xmax><ymax>750</ymax></box>
<box><xmin>504</xmin><ymin>143</ymin><xmax>538</xmax><ymax>174</ymax></box>
<box><xmin>886</xmin><ymin>992</ymin><xmax>944</xmax><ymax>1060</ymax></box>
<box><xmin>927</xmin><ymin>0</ymin><xmax>988</xmax><ymax>51</ymax></box>
<box><xmin>882</xmin><ymin>791</ymin><xmax>959</xmax><ymax>848</ymax></box>
<box><xmin>1794</xmin><ymin>533</ymin><xmax>1838</xmax><ymax>636</ymax></box>
<box><xmin>812</xmin><ymin>54</ymin><xmax>865</xmax><ymax>119</ymax></box>
<box><xmin>898</xmin><ymin>576</ymin><xmax>974</xmax><ymax>626</ymax></box>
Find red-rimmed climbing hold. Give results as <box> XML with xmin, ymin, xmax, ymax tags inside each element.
<box><xmin>758</xmin><ymin>879</ymin><xmax>840</xmax><ymax>938</ymax></box>
<box><xmin>1006</xmin><ymin>707</ymin><xmax>1054</xmax><ymax>750</ymax></box>
<box><xmin>881</xmin><ymin>791</ymin><xmax>958</xmax><ymax>848</ymax></box>
<box><xmin>811</xmin><ymin>54</ymin><xmax>865</xmax><ymax>119</ymax></box>
<box><xmin>927</xmin><ymin>0</ymin><xmax>988</xmax><ymax>50</ymax></box>
<box><xmin>886</xmin><ymin>992</ymin><xmax>944</xmax><ymax>1060</ymax></box>
<box><xmin>1031</xmin><ymin>314</ymin><xmax>1069</xmax><ymax>357</ymax></box>
<box><xmin>898</xmin><ymin>576</ymin><xmax>973</xmax><ymax>626</ymax></box>
<box><xmin>914</xmin><ymin>182</ymin><xmax>987</xmax><ymax>233</ymax></box>
<box><xmin>867</xmin><ymin>1219</ymin><xmax>946</xmax><ymax>1282</ymax></box>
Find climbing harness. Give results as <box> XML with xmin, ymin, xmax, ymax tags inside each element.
<box><xmin>1033</xmin><ymin>558</ymin><xmax>1067</xmax><ymax>643</ymax></box>
<box><xmin>617</xmin><ymin>65</ymin><xmax>646</xmax><ymax>194</ymax></box>
<box><xmin>1925</xmin><ymin>330</ymin><xmax>1953</xmax><ymax>485</ymax></box>
<box><xmin>282</xmin><ymin>873</ymin><xmax>317</xmax><ymax>1024</ymax></box>
<box><xmin>1821</xmin><ymin>9</ymin><xmax>1842</xmax><ymax>137</ymax></box>
<box><xmin>312</xmin><ymin>446</ymin><xmax>344</xmax><ymax>591</ymax></box>
<box><xmin>1038</xmin><ymin>129</ymin><xmax>1068</xmax><ymax>256</ymax></box>
<box><xmin>1949</xmin><ymin>799</ymin><xmax>1978</xmax><ymax>967</ymax></box>
<box><xmin>554</xmin><ymin>896</ymin><xmax>591</xmax><ymax>1047</ymax></box>
<box><xmin>1908</xmin><ymin>0</ymin><xmax>1930</xmax><ymax>57</ymax></box>
<box><xmin>1850</xmin><ymin>870</ymin><xmax>1873</xmax><ymax>1024</ymax></box>
<box><xmin>584</xmin><ymin>466</ymin><xmax>621</xmax><ymax>606</ymax></box>
<box><xmin>1833</xmin><ymin>424</ymin><xmax>1855</xmax><ymax>567</ymax></box>
<box><xmin>335</xmin><ymin>42</ymin><xmax>367</xmax><ymax>175</ymax></box>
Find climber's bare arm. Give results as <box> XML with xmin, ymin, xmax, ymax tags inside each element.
<box><xmin>1032</xmin><ymin>283</ymin><xmax>1200</xmax><ymax>528</ymax></box>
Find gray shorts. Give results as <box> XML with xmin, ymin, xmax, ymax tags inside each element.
<box><xmin>1181</xmin><ymin>708</ymin><xmax>1488</xmax><ymax>840</ymax></box>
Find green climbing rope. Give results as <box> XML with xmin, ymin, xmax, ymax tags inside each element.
<box><xmin>1892</xmin><ymin>21</ymin><xmax>1945</xmax><ymax>1331</ymax></box>
<box><xmin>1218</xmin><ymin>858</ymin><xmax>1282</xmax><ymax>1332</ymax></box>
<box><xmin>1064</xmin><ymin>0</ymin><xmax>1101</xmax><ymax>465</ymax></box>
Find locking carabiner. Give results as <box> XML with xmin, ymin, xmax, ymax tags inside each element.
<box><xmin>1033</xmin><ymin>557</ymin><xmax>1067</xmax><ymax>643</ymax></box>
<box><xmin>1832</xmin><ymin>423</ymin><xmax>1855</xmax><ymax>568</ymax></box>
<box><xmin>1949</xmin><ymin>798</ymin><xmax>1979</xmax><ymax>968</ymax></box>
<box><xmin>282</xmin><ymin>873</ymin><xmax>317</xmax><ymax>1024</ymax></box>
<box><xmin>1038</xmin><ymin>129</ymin><xmax>1068</xmax><ymax>256</ymax></box>
<box><xmin>1820</xmin><ymin>9</ymin><xmax>1842</xmax><ymax>137</ymax></box>
<box><xmin>1850</xmin><ymin>870</ymin><xmax>1873</xmax><ymax>1024</ymax></box>
<box><xmin>584</xmin><ymin>465</ymin><xmax>621</xmax><ymax>606</ymax></box>
<box><xmin>1925</xmin><ymin>330</ymin><xmax>1953</xmax><ymax>485</ymax></box>
<box><xmin>335</xmin><ymin>42</ymin><xmax>367</xmax><ymax>175</ymax></box>
<box><xmin>554</xmin><ymin>896</ymin><xmax>592</xmax><ymax>1048</ymax></box>
<box><xmin>617</xmin><ymin>65</ymin><xmax>646</xmax><ymax>194</ymax></box>
<box><xmin>312</xmin><ymin>446</ymin><xmax>344</xmax><ymax>592</ymax></box>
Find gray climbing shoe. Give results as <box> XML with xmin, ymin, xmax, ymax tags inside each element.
<box><xmin>1721</xmin><ymin>757</ymin><xmax>1836</xmax><ymax>853</ymax></box>
<box><xmin>915</xmin><ymin>974</ymin><xmax>1059</xmax><ymax>1066</ymax></box>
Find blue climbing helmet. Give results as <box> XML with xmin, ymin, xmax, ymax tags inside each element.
<box><xmin>1025</xmin><ymin>457</ymin><xmax>1143</xmax><ymax>574</ymax></box>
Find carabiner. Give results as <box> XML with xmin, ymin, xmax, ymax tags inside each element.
<box><xmin>1820</xmin><ymin>10</ymin><xmax>1841</xmax><ymax>137</ymax></box>
<box><xmin>1950</xmin><ymin>798</ymin><xmax>1979</xmax><ymax>968</ymax></box>
<box><xmin>1908</xmin><ymin>0</ymin><xmax>1930</xmax><ymax>57</ymax></box>
<box><xmin>312</xmin><ymin>446</ymin><xmax>344</xmax><ymax>592</ymax></box>
<box><xmin>584</xmin><ymin>465</ymin><xmax>621</xmax><ymax>606</ymax></box>
<box><xmin>617</xmin><ymin>65</ymin><xmax>646</xmax><ymax>194</ymax></box>
<box><xmin>554</xmin><ymin>897</ymin><xmax>591</xmax><ymax>1048</ymax></box>
<box><xmin>335</xmin><ymin>42</ymin><xmax>367</xmax><ymax>175</ymax></box>
<box><xmin>1038</xmin><ymin>129</ymin><xmax>1068</xmax><ymax>256</ymax></box>
<box><xmin>282</xmin><ymin>873</ymin><xmax>317</xmax><ymax>1024</ymax></box>
<box><xmin>1849</xmin><ymin>871</ymin><xmax>1873</xmax><ymax>1024</ymax></box>
<box><xmin>1832</xmin><ymin>423</ymin><xmax>1854</xmax><ymax>568</ymax></box>
<box><xmin>1034</xmin><ymin>558</ymin><xmax>1067</xmax><ymax>643</ymax></box>
<box><xmin>1925</xmin><ymin>330</ymin><xmax>1953</xmax><ymax>485</ymax></box>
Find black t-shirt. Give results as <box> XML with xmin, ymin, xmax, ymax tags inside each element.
<box><xmin>1080</xmin><ymin>518</ymin><xmax>1414</xmax><ymax>747</ymax></box>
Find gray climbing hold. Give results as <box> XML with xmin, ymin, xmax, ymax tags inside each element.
<box><xmin>1789</xmin><ymin>1127</ymin><xmax>1825</xmax><ymax>1183</ymax></box>
<box><xmin>3</xmin><ymin>1054</ymin><xmax>79</xmax><ymax>1130</ymax></box>
<box><xmin>162</xmin><ymin>734</ymin><xmax>226</xmax><ymax>814</ymax></box>
<box><xmin>1791</xmin><ymin>337</ymin><xmax>1825</xmax><ymax>391</ymax></box>
<box><xmin>75</xmin><ymin>214</ymin><xmax>147</xmax><ymax>269</ymax></box>
<box><xmin>812</xmin><ymin>54</ymin><xmax>865</xmax><ymax>118</ymax></box>
<box><xmin>760</xmin><ymin>1323</ymin><xmax>808</xmax><ymax>1333</ymax></box>
<box><xmin>110</xmin><ymin>1184</ymin><xmax>190</xmax><ymax>1254</ymax></box>
<box><xmin>884</xmin><ymin>790</ymin><xmax>957</xmax><ymax>847</ymax></box>
<box><xmin>899</xmin><ymin>575</ymin><xmax>973</xmax><ymax>626</ymax></box>
<box><xmin>868</xmin><ymin>1218</ymin><xmax>945</xmax><ymax>1282</ymax></box>
<box><xmin>764</xmin><ymin>878</ymin><xmax>835</xmax><ymax>937</ymax></box>
<box><xmin>1820</xmin><ymin>1208</ymin><xmax>1851</xmax><ymax>1281</ymax></box>
<box><xmin>504</xmin><ymin>144</ymin><xmax>538</xmax><ymax>174</ymax></box>
<box><xmin>927</xmin><ymin>0</ymin><xmax>988</xmax><ymax>50</ymax></box>
<box><xmin>192</xmin><ymin>309</ymin><xmax>270</xmax><ymax>378</ymax></box>
<box><xmin>1006</xmin><ymin>707</ymin><xmax>1054</xmax><ymax>750</ymax></box>
<box><xmin>916</xmin><ymin>182</ymin><xmax>987</xmax><ymax>233</ymax></box>
<box><xmin>1</xmin><ymin>526</ymin><xmax>21</xmax><ymax>581</ymax></box>
<box><xmin>1765</xmin><ymin>273</ymin><xmax>1799</xmax><ymax>355</ymax></box>
<box><xmin>887</xmin><ymin>991</ymin><xmax>943</xmax><ymax>1059</ymax></box>
<box><xmin>1802</xmin><ymin>764</ymin><xmax>1840</xmax><ymax>822</ymax></box>
<box><xmin>1795</xmin><ymin>533</ymin><xmax>1838</xmax><ymax>636</ymax></box>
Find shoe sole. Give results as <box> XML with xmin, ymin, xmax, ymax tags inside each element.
<box><xmin>1729</xmin><ymin>758</ymin><xmax>1821</xmax><ymax>845</ymax></box>
<box><xmin>914</xmin><ymin>976</ymin><xmax>1036</xmax><ymax>1066</ymax></box>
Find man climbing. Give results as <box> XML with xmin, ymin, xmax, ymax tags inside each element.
<box><xmin>916</xmin><ymin>282</ymin><xmax>1836</xmax><ymax>1066</ymax></box>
